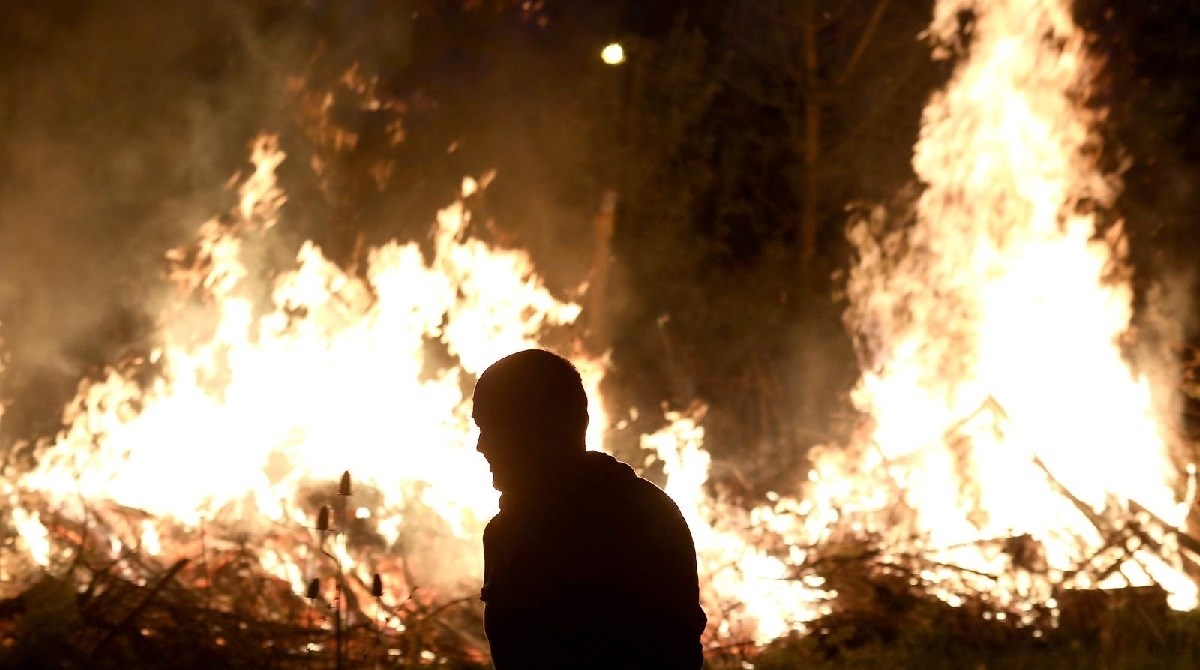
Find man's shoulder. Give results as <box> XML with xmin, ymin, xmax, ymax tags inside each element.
<box><xmin>628</xmin><ymin>473</ymin><xmax>684</xmax><ymax>514</ymax></box>
<box><xmin>580</xmin><ymin>463</ymin><xmax>691</xmax><ymax>543</ymax></box>
<box><xmin>629</xmin><ymin>476</ymin><xmax>692</xmax><ymax>537</ymax></box>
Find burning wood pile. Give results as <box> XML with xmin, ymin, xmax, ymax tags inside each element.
<box><xmin>791</xmin><ymin>456</ymin><xmax>1196</xmax><ymax>635</ymax></box>
<box><xmin>2</xmin><ymin>439</ymin><xmax>1194</xmax><ymax>670</ymax></box>
<box><xmin>4</xmin><ymin>0</ymin><xmax>1200</xmax><ymax>666</ymax></box>
<box><xmin>0</xmin><ymin>145</ymin><xmax>572</xmax><ymax>665</ymax></box>
<box><xmin>1</xmin><ymin>480</ymin><xmax>490</xmax><ymax>670</ymax></box>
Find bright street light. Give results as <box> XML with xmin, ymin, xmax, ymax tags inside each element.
<box><xmin>601</xmin><ymin>42</ymin><xmax>625</xmax><ymax>66</ymax></box>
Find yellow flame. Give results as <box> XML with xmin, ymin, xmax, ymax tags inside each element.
<box><xmin>6</xmin><ymin>137</ymin><xmax>794</xmax><ymax>644</ymax></box>
<box><xmin>643</xmin><ymin>409</ymin><xmax>825</xmax><ymax>642</ymax></box>
<box><xmin>832</xmin><ymin>0</ymin><xmax>1195</xmax><ymax>610</ymax></box>
<box><xmin>11</xmin><ymin>509</ymin><xmax>50</xmax><ymax>568</ymax></box>
<box><xmin>16</xmin><ymin>145</ymin><xmax>592</xmax><ymax>597</ymax></box>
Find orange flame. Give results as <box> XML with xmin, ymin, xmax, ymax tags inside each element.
<box><xmin>15</xmin><ymin>143</ymin><xmax>594</xmax><ymax>601</ymax></box>
<box><xmin>828</xmin><ymin>0</ymin><xmax>1196</xmax><ymax>611</ymax></box>
<box><xmin>6</xmin><ymin>137</ymin><xmax>794</xmax><ymax>644</ymax></box>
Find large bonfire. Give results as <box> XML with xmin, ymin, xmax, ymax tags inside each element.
<box><xmin>822</xmin><ymin>0</ymin><xmax>1197</xmax><ymax>615</ymax></box>
<box><xmin>3</xmin><ymin>134</ymin><xmax>811</xmax><ymax>649</ymax></box>
<box><xmin>1</xmin><ymin>0</ymin><xmax>1197</xmax><ymax>663</ymax></box>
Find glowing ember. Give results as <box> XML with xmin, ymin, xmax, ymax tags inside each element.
<box><xmin>830</xmin><ymin>0</ymin><xmax>1197</xmax><ymax>610</ymax></box>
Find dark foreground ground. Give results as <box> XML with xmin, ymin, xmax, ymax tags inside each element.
<box><xmin>726</xmin><ymin>609</ymin><xmax>1200</xmax><ymax>670</ymax></box>
<box><xmin>6</xmin><ymin>597</ymin><xmax>1200</xmax><ymax>669</ymax></box>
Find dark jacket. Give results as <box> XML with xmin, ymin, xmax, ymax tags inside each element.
<box><xmin>481</xmin><ymin>451</ymin><xmax>707</xmax><ymax>669</ymax></box>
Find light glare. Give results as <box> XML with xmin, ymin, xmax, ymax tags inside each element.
<box><xmin>600</xmin><ymin>42</ymin><xmax>624</xmax><ymax>66</ymax></box>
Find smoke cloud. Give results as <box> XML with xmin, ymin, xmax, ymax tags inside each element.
<box><xmin>0</xmin><ymin>1</ymin><xmax>621</xmax><ymax>447</ymax></box>
<box><xmin>0</xmin><ymin>1</ymin><xmax>303</xmax><ymax>441</ymax></box>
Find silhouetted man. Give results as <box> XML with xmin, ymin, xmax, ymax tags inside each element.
<box><xmin>473</xmin><ymin>349</ymin><xmax>707</xmax><ymax>669</ymax></box>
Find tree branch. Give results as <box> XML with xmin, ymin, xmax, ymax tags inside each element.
<box><xmin>836</xmin><ymin>0</ymin><xmax>893</xmax><ymax>87</ymax></box>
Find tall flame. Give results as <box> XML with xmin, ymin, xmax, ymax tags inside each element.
<box><xmin>830</xmin><ymin>0</ymin><xmax>1196</xmax><ymax>610</ymax></box>
<box><xmin>14</xmin><ymin>144</ymin><xmax>595</xmax><ymax>597</ymax></box>
<box><xmin>5</xmin><ymin>136</ymin><xmax>800</xmax><ymax>644</ymax></box>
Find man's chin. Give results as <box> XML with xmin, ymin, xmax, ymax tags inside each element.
<box><xmin>490</xmin><ymin>472</ymin><xmax>510</xmax><ymax>494</ymax></box>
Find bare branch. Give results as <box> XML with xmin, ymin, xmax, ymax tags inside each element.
<box><xmin>836</xmin><ymin>0</ymin><xmax>893</xmax><ymax>86</ymax></box>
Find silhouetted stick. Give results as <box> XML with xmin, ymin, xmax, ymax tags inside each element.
<box><xmin>889</xmin><ymin>555</ymin><xmax>1000</xmax><ymax>582</ymax></box>
<box><xmin>1032</xmin><ymin>456</ymin><xmax>1108</xmax><ymax>533</ymax></box>
<box><xmin>89</xmin><ymin>557</ymin><xmax>189</xmax><ymax>659</ymax></box>
<box><xmin>1127</xmin><ymin>498</ymin><xmax>1200</xmax><ymax>562</ymax></box>
<box><xmin>1030</xmin><ymin>460</ymin><xmax>1175</xmax><ymax>589</ymax></box>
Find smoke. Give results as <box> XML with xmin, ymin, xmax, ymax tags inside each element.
<box><xmin>0</xmin><ymin>1</ymin><xmax>630</xmax><ymax>449</ymax></box>
<box><xmin>1079</xmin><ymin>1</ymin><xmax>1200</xmax><ymax>454</ymax></box>
<box><xmin>0</xmin><ymin>1</ymin><xmax>304</xmax><ymax>440</ymax></box>
<box><xmin>1135</xmin><ymin>268</ymin><xmax>1197</xmax><ymax>459</ymax></box>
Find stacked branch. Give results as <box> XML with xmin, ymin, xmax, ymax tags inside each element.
<box><xmin>0</xmin><ymin>498</ymin><xmax>489</xmax><ymax>669</ymax></box>
<box><xmin>723</xmin><ymin>401</ymin><xmax>1200</xmax><ymax>666</ymax></box>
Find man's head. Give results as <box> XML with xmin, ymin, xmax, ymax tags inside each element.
<box><xmin>472</xmin><ymin>349</ymin><xmax>589</xmax><ymax>493</ymax></box>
